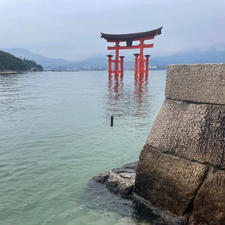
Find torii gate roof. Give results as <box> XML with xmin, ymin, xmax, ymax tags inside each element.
<box><xmin>101</xmin><ymin>27</ymin><xmax>162</xmax><ymax>42</ymax></box>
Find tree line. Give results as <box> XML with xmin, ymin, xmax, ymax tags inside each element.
<box><xmin>0</xmin><ymin>50</ymin><xmax>43</xmax><ymax>71</ymax></box>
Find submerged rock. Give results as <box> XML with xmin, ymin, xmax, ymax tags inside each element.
<box><xmin>93</xmin><ymin>162</ymin><xmax>137</xmax><ymax>196</ymax></box>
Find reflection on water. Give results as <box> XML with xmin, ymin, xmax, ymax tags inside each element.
<box><xmin>106</xmin><ymin>73</ymin><xmax>150</xmax><ymax>120</ymax></box>
<box><xmin>108</xmin><ymin>76</ymin><xmax>124</xmax><ymax>101</ymax></box>
<box><xmin>134</xmin><ymin>75</ymin><xmax>149</xmax><ymax>117</ymax></box>
<box><xmin>134</xmin><ymin>75</ymin><xmax>148</xmax><ymax>104</ymax></box>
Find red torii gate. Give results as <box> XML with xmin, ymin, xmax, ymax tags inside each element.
<box><xmin>101</xmin><ymin>27</ymin><xmax>162</xmax><ymax>78</ymax></box>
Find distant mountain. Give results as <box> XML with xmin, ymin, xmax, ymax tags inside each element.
<box><xmin>65</xmin><ymin>55</ymin><xmax>109</xmax><ymax>70</ymax></box>
<box><xmin>0</xmin><ymin>50</ymin><xmax>43</xmax><ymax>71</ymax></box>
<box><xmin>150</xmin><ymin>48</ymin><xmax>225</xmax><ymax>67</ymax></box>
<box><xmin>1</xmin><ymin>48</ymin><xmax>73</xmax><ymax>70</ymax></box>
<box><xmin>1</xmin><ymin>48</ymin><xmax>224</xmax><ymax>71</ymax></box>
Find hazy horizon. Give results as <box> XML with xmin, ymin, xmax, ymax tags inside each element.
<box><xmin>0</xmin><ymin>0</ymin><xmax>224</xmax><ymax>60</ymax></box>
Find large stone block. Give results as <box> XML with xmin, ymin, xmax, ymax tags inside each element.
<box><xmin>147</xmin><ymin>99</ymin><xmax>225</xmax><ymax>167</ymax></box>
<box><xmin>166</xmin><ymin>63</ymin><xmax>225</xmax><ymax>105</ymax></box>
<box><xmin>193</xmin><ymin>170</ymin><xmax>225</xmax><ymax>225</ymax></box>
<box><xmin>135</xmin><ymin>145</ymin><xmax>208</xmax><ymax>216</ymax></box>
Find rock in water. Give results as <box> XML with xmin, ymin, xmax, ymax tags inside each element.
<box><xmin>93</xmin><ymin>162</ymin><xmax>137</xmax><ymax>196</ymax></box>
<box><xmin>106</xmin><ymin>172</ymin><xmax>135</xmax><ymax>196</ymax></box>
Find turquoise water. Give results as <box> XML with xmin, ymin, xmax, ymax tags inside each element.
<box><xmin>0</xmin><ymin>70</ymin><xmax>166</xmax><ymax>225</ymax></box>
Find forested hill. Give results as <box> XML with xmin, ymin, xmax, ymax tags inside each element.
<box><xmin>0</xmin><ymin>50</ymin><xmax>43</xmax><ymax>71</ymax></box>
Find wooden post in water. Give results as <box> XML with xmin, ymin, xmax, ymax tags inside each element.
<box><xmin>111</xmin><ymin>116</ymin><xmax>114</xmax><ymax>127</ymax></box>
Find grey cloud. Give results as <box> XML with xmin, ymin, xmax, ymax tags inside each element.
<box><xmin>0</xmin><ymin>0</ymin><xmax>224</xmax><ymax>60</ymax></box>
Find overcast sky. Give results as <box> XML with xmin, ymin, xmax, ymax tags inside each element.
<box><xmin>0</xmin><ymin>0</ymin><xmax>224</xmax><ymax>60</ymax></box>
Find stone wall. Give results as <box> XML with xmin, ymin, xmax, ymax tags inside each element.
<box><xmin>135</xmin><ymin>63</ymin><xmax>225</xmax><ymax>225</ymax></box>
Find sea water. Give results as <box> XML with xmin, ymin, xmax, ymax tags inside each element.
<box><xmin>0</xmin><ymin>70</ymin><xmax>166</xmax><ymax>225</ymax></box>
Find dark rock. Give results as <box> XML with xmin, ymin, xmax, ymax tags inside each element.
<box><xmin>92</xmin><ymin>162</ymin><xmax>137</xmax><ymax>196</ymax></box>
<box><xmin>193</xmin><ymin>170</ymin><xmax>225</xmax><ymax>225</ymax></box>
<box><xmin>133</xmin><ymin>194</ymin><xmax>187</xmax><ymax>225</ymax></box>
<box><xmin>92</xmin><ymin>171</ymin><xmax>110</xmax><ymax>183</ymax></box>
<box><xmin>135</xmin><ymin>144</ymin><xmax>208</xmax><ymax>216</ymax></box>
<box><xmin>106</xmin><ymin>172</ymin><xmax>135</xmax><ymax>195</ymax></box>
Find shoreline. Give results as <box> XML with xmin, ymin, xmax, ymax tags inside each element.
<box><xmin>0</xmin><ymin>70</ymin><xmax>22</xmax><ymax>74</ymax></box>
<box><xmin>0</xmin><ymin>70</ymin><xmax>43</xmax><ymax>74</ymax></box>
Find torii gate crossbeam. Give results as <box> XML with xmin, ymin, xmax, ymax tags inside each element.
<box><xmin>101</xmin><ymin>27</ymin><xmax>162</xmax><ymax>78</ymax></box>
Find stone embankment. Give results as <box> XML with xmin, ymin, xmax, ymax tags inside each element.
<box><xmin>93</xmin><ymin>63</ymin><xmax>225</xmax><ymax>225</ymax></box>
